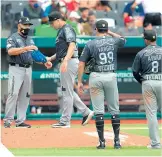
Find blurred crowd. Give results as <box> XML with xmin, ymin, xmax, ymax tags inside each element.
<box><xmin>1</xmin><ymin>0</ymin><xmax>162</xmax><ymax>37</ymax></box>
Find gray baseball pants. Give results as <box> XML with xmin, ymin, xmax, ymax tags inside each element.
<box><xmin>4</xmin><ymin>65</ymin><xmax>32</xmax><ymax>125</ymax></box>
<box><xmin>59</xmin><ymin>58</ymin><xmax>91</xmax><ymax>125</ymax></box>
<box><xmin>142</xmin><ymin>80</ymin><xmax>162</xmax><ymax>147</ymax></box>
<box><xmin>89</xmin><ymin>72</ymin><xmax>120</xmax><ymax>115</ymax></box>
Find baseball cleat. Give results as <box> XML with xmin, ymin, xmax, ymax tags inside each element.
<box><xmin>16</xmin><ymin>123</ymin><xmax>31</xmax><ymax>128</ymax></box>
<box><xmin>114</xmin><ymin>139</ymin><xmax>122</xmax><ymax>149</ymax></box>
<box><xmin>96</xmin><ymin>140</ymin><xmax>106</xmax><ymax>149</ymax></box>
<box><xmin>82</xmin><ymin>111</ymin><xmax>94</xmax><ymax>126</ymax></box>
<box><xmin>147</xmin><ymin>145</ymin><xmax>161</xmax><ymax>149</ymax></box>
<box><xmin>4</xmin><ymin>121</ymin><xmax>11</xmax><ymax>128</ymax></box>
<box><xmin>51</xmin><ymin>122</ymin><xmax>70</xmax><ymax>128</ymax></box>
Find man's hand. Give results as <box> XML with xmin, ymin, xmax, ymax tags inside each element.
<box><xmin>46</xmin><ymin>57</ymin><xmax>52</xmax><ymax>62</ymax></box>
<box><xmin>44</xmin><ymin>61</ymin><xmax>53</xmax><ymax>69</ymax></box>
<box><xmin>24</xmin><ymin>45</ymin><xmax>38</xmax><ymax>51</ymax></box>
<box><xmin>60</xmin><ymin>60</ymin><xmax>68</xmax><ymax>72</ymax></box>
<box><xmin>78</xmin><ymin>82</ymin><xmax>84</xmax><ymax>95</ymax></box>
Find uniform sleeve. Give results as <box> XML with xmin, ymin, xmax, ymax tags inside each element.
<box><xmin>79</xmin><ymin>45</ymin><xmax>91</xmax><ymax>63</ymax></box>
<box><xmin>132</xmin><ymin>53</ymin><xmax>141</xmax><ymax>73</ymax></box>
<box><xmin>115</xmin><ymin>37</ymin><xmax>126</xmax><ymax>48</ymax></box>
<box><xmin>135</xmin><ymin>0</ymin><xmax>143</xmax><ymax>4</ymax></box>
<box><xmin>6</xmin><ymin>37</ymin><xmax>16</xmax><ymax>51</ymax></box>
<box><xmin>64</xmin><ymin>27</ymin><xmax>76</xmax><ymax>43</ymax></box>
<box><xmin>29</xmin><ymin>37</ymin><xmax>35</xmax><ymax>46</ymax></box>
<box><xmin>123</xmin><ymin>3</ymin><xmax>130</xmax><ymax>14</ymax></box>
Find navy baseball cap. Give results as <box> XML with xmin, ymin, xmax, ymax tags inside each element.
<box><xmin>48</xmin><ymin>11</ymin><xmax>63</xmax><ymax>22</ymax></box>
<box><xmin>18</xmin><ymin>17</ymin><xmax>33</xmax><ymax>25</ymax></box>
<box><xmin>96</xmin><ymin>20</ymin><xmax>108</xmax><ymax>30</ymax></box>
<box><xmin>143</xmin><ymin>30</ymin><xmax>157</xmax><ymax>41</ymax></box>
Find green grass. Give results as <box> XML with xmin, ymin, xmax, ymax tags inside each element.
<box><xmin>9</xmin><ymin>147</ymin><xmax>162</xmax><ymax>156</ymax></box>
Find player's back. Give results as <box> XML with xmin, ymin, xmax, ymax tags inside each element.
<box><xmin>138</xmin><ymin>45</ymin><xmax>162</xmax><ymax>80</ymax></box>
<box><xmin>87</xmin><ymin>36</ymin><xmax>125</xmax><ymax>72</ymax></box>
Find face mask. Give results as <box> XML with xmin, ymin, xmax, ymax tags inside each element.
<box><xmin>33</xmin><ymin>3</ymin><xmax>39</xmax><ymax>8</ymax></box>
<box><xmin>20</xmin><ymin>28</ymin><xmax>30</xmax><ymax>36</ymax></box>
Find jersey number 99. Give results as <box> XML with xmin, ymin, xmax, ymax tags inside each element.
<box><xmin>152</xmin><ymin>61</ymin><xmax>159</xmax><ymax>73</ymax></box>
<box><xmin>99</xmin><ymin>52</ymin><xmax>113</xmax><ymax>65</ymax></box>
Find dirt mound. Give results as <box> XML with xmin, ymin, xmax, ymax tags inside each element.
<box><xmin>1</xmin><ymin>127</ymin><xmax>150</xmax><ymax>148</ymax></box>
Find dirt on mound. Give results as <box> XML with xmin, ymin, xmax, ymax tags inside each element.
<box><xmin>1</xmin><ymin>127</ymin><xmax>150</xmax><ymax>148</ymax></box>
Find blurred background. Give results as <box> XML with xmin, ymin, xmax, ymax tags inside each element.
<box><xmin>1</xmin><ymin>0</ymin><xmax>162</xmax><ymax>119</ymax></box>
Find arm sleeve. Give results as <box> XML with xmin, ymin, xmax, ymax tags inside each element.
<box><xmin>64</xmin><ymin>27</ymin><xmax>76</xmax><ymax>43</ymax></box>
<box><xmin>6</xmin><ymin>37</ymin><xmax>16</xmax><ymax>51</ymax></box>
<box><xmin>115</xmin><ymin>37</ymin><xmax>126</xmax><ymax>48</ymax></box>
<box><xmin>133</xmin><ymin>72</ymin><xmax>142</xmax><ymax>84</ymax></box>
<box><xmin>132</xmin><ymin>54</ymin><xmax>141</xmax><ymax>73</ymax></box>
<box><xmin>79</xmin><ymin>45</ymin><xmax>91</xmax><ymax>63</ymax></box>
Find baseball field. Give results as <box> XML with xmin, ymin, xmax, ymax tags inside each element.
<box><xmin>1</xmin><ymin>119</ymin><xmax>162</xmax><ymax>156</ymax></box>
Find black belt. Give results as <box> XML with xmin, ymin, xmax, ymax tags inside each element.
<box><xmin>9</xmin><ymin>63</ymin><xmax>31</xmax><ymax>68</ymax></box>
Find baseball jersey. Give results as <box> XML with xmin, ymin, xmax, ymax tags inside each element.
<box><xmin>79</xmin><ymin>36</ymin><xmax>125</xmax><ymax>72</ymax></box>
<box><xmin>55</xmin><ymin>24</ymin><xmax>78</xmax><ymax>61</ymax></box>
<box><xmin>6</xmin><ymin>32</ymin><xmax>35</xmax><ymax>64</ymax></box>
<box><xmin>132</xmin><ymin>45</ymin><xmax>162</xmax><ymax>80</ymax></box>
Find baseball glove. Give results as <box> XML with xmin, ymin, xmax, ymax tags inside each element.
<box><xmin>31</xmin><ymin>50</ymin><xmax>47</xmax><ymax>63</ymax></box>
<box><xmin>84</xmin><ymin>58</ymin><xmax>95</xmax><ymax>75</ymax></box>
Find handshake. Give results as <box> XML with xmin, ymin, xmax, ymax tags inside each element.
<box><xmin>44</xmin><ymin>56</ymin><xmax>53</xmax><ymax>69</ymax></box>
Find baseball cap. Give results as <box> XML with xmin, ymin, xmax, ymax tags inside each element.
<box><xmin>48</xmin><ymin>11</ymin><xmax>63</xmax><ymax>22</ymax></box>
<box><xmin>18</xmin><ymin>17</ymin><xmax>33</xmax><ymax>25</ymax></box>
<box><xmin>124</xmin><ymin>16</ymin><xmax>134</xmax><ymax>24</ymax></box>
<box><xmin>143</xmin><ymin>29</ymin><xmax>157</xmax><ymax>41</ymax></box>
<box><xmin>96</xmin><ymin>20</ymin><xmax>108</xmax><ymax>30</ymax></box>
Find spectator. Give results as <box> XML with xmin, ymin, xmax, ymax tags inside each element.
<box><xmin>123</xmin><ymin>0</ymin><xmax>144</xmax><ymax>27</ymax></box>
<box><xmin>59</xmin><ymin>1</ymin><xmax>68</xmax><ymax>19</ymax></box>
<box><xmin>123</xmin><ymin>0</ymin><xmax>145</xmax><ymax>18</ymax></box>
<box><xmin>63</xmin><ymin>0</ymin><xmax>79</xmax><ymax>12</ymax></box>
<box><xmin>23</xmin><ymin>0</ymin><xmax>48</xmax><ymax>23</ymax></box>
<box><xmin>78</xmin><ymin>7</ymin><xmax>89</xmax><ymax>23</ymax></box>
<box><xmin>67</xmin><ymin>11</ymin><xmax>81</xmax><ymax>35</ymax></box>
<box><xmin>143</xmin><ymin>23</ymin><xmax>153</xmax><ymax>30</ymax></box>
<box><xmin>118</xmin><ymin>16</ymin><xmax>140</xmax><ymax>36</ymax></box>
<box><xmin>81</xmin><ymin>11</ymin><xmax>97</xmax><ymax>36</ymax></box>
<box><xmin>96</xmin><ymin>0</ymin><xmax>112</xmax><ymax>12</ymax></box>
<box><xmin>132</xmin><ymin>0</ymin><xmax>162</xmax><ymax>26</ymax></box>
<box><xmin>45</xmin><ymin>0</ymin><xmax>60</xmax><ymax>15</ymax></box>
<box><xmin>79</xmin><ymin>0</ymin><xmax>98</xmax><ymax>9</ymax></box>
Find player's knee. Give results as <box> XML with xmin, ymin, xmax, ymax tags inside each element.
<box><xmin>95</xmin><ymin>114</ymin><xmax>104</xmax><ymax>126</ymax></box>
<box><xmin>111</xmin><ymin>114</ymin><xmax>120</xmax><ymax>124</ymax></box>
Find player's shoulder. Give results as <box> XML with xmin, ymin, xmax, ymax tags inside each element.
<box><xmin>85</xmin><ymin>38</ymin><xmax>96</xmax><ymax>48</ymax></box>
<box><xmin>136</xmin><ymin>46</ymin><xmax>151</xmax><ymax>58</ymax></box>
<box><xmin>64</xmin><ymin>24</ymin><xmax>74</xmax><ymax>32</ymax></box>
<box><xmin>7</xmin><ymin>32</ymin><xmax>18</xmax><ymax>41</ymax></box>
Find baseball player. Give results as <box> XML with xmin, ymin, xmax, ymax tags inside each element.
<box><xmin>78</xmin><ymin>20</ymin><xmax>126</xmax><ymax>149</ymax></box>
<box><xmin>132</xmin><ymin>29</ymin><xmax>162</xmax><ymax>149</ymax></box>
<box><xmin>48</xmin><ymin>11</ymin><xmax>94</xmax><ymax>128</ymax></box>
<box><xmin>3</xmin><ymin>17</ymin><xmax>52</xmax><ymax>128</ymax></box>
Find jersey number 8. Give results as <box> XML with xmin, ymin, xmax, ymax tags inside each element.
<box><xmin>152</xmin><ymin>61</ymin><xmax>159</xmax><ymax>73</ymax></box>
<box><xmin>99</xmin><ymin>51</ymin><xmax>113</xmax><ymax>65</ymax></box>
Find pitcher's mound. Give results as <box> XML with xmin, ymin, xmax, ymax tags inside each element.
<box><xmin>2</xmin><ymin>128</ymin><xmax>149</xmax><ymax>148</ymax></box>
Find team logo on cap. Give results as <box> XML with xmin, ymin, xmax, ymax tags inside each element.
<box><xmin>153</xmin><ymin>36</ymin><xmax>155</xmax><ymax>39</ymax></box>
<box><xmin>26</xmin><ymin>18</ymin><xmax>29</xmax><ymax>21</ymax></box>
<box><xmin>102</xmin><ymin>24</ymin><xmax>105</xmax><ymax>27</ymax></box>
